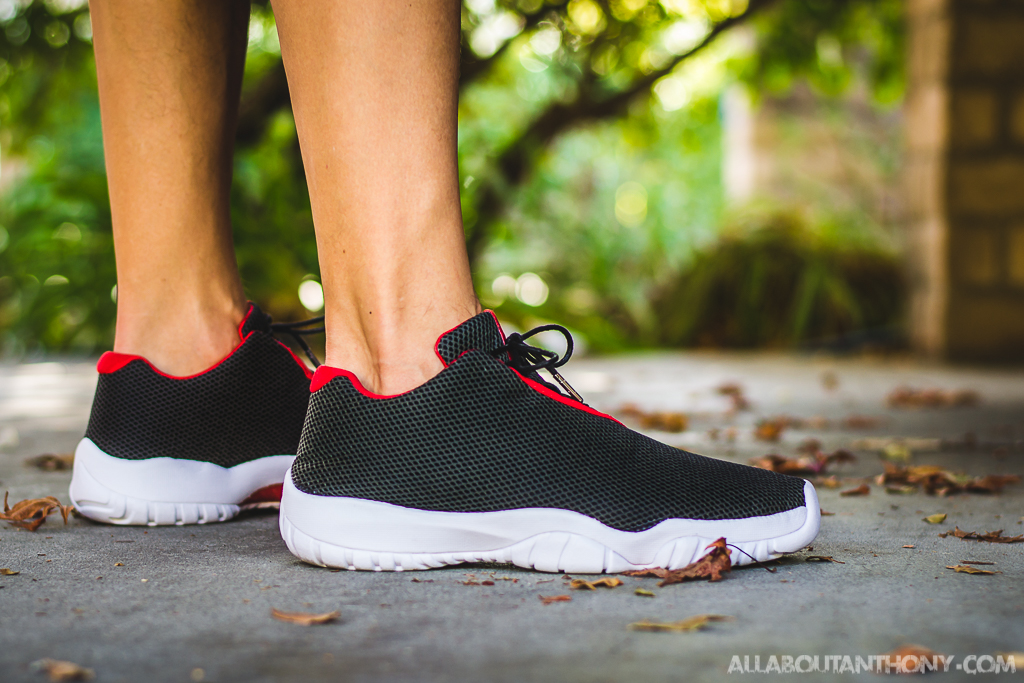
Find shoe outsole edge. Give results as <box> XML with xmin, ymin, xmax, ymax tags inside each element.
<box><xmin>279</xmin><ymin>471</ymin><xmax>820</xmax><ymax>573</ymax></box>
<box><xmin>69</xmin><ymin>438</ymin><xmax>294</xmax><ymax>526</ymax></box>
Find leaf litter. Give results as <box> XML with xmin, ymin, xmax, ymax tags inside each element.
<box><xmin>628</xmin><ymin>615</ymin><xmax>733</xmax><ymax>633</ymax></box>
<box><xmin>31</xmin><ymin>658</ymin><xmax>94</xmax><ymax>682</ymax></box>
<box><xmin>617</xmin><ymin>404</ymin><xmax>688</xmax><ymax>433</ymax></box>
<box><xmin>876</xmin><ymin>464</ymin><xmax>1019</xmax><ymax>496</ymax></box>
<box><xmin>946</xmin><ymin>565</ymin><xmax>1001</xmax><ymax>575</ymax></box>
<box><xmin>270</xmin><ymin>608</ymin><xmax>340</xmax><ymax>625</ymax></box>
<box><xmin>23</xmin><ymin>453</ymin><xmax>75</xmax><ymax>471</ymax></box>
<box><xmin>539</xmin><ymin>595</ymin><xmax>571</xmax><ymax>605</ymax></box>
<box><xmin>840</xmin><ymin>484</ymin><xmax>870</xmax><ymax>497</ymax></box>
<box><xmin>570</xmin><ymin>577</ymin><xmax>623</xmax><ymax>590</ymax></box>
<box><xmin>938</xmin><ymin>528</ymin><xmax>1024</xmax><ymax>543</ymax></box>
<box><xmin>1</xmin><ymin>492</ymin><xmax>74</xmax><ymax>531</ymax></box>
<box><xmin>887</xmin><ymin>387</ymin><xmax>979</xmax><ymax>409</ymax></box>
<box><xmin>749</xmin><ymin>450</ymin><xmax>855</xmax><ymax>477</ymax></box>
<box><xmin>623</xmin><ymin>538</ymin><xmax>732</xmax><ymax>586</ymax></box>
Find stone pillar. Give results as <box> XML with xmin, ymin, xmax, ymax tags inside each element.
<box><xmin>906</xmin><ymin>0</ymin><xmax>1024</xmax><ymax>360</ymax></box>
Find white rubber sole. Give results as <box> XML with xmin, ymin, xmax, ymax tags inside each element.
<box><xmin>69</xmin><ymin>438</ymin><xmax>294</xmax><ymax>526</ymax></box>
<box><xmin>279</xmin><ymin>471</ymin><xmax>820</xmax><ymax>573</ymax></box>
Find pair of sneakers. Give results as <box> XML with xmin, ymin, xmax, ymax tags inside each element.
<box><xmin>70</xmin><ymin>303</ymin><xmax>819</xmax><ymax>573</ymax></box>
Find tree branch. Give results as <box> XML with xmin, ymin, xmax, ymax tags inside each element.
<box><xmin>465</xmin><ymin>0</ymin><xmax>777</xmax><ymax>261</ymax></box>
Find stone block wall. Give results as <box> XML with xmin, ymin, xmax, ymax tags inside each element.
<box><xmin>906</xmin><ymin>0</ymin><xmax>1024</xmax><ymax>360</ymax></box>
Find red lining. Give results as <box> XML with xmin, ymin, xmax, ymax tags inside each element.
<box><xmin>509</xmin><ymin>367</ymin><xmax>624</xmax><ymax>425</ymax></box>
<box><xmin>240</xmin><ymin>483</ymin><xmax>283</xmax><ymax>504</ymax></box>
<box><xmin>96</xmin><ymin>302</ymin><xmax>313</xmax><ymax>381</ymax></box>
<box><xmin>310</xmin><ymin>365</ymin><xmax>417</xmax><ymax>398</ymax></box>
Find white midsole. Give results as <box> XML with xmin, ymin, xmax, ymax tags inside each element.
<box><xmin>280</xmin><ymin>469</ymin><xmax>818</xmax><ymax>568</ymax></box>
<box><xmin>70</xmin><ymin>437</ymin><xmax>294</xmax><ymax>505</ymax></box>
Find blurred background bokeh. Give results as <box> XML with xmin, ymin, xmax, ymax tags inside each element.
<box><xmin>1</xmin><ymin>0</ymin><xmax>1019</xmax><ymax>361</ymax></box>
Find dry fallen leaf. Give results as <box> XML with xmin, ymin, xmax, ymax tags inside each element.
<box><xmin>0</xmin><ymin>491</ymin><xmax>74</xmax><ymax>531</ymax></box>
<box><xmin>805</xmin><ymin>555</ymin><xmax>845</xmax><ymax>564</ymax></box>
<box><xmin>270</xmin><ymin>608</ymin><xmax>340</xmax><ymax>625</ymax></box>
<box><xmin>716</xmin><ymin>383</ymin><xmax>750</xmax><ymax>411</ymax></box>
<box><xmin>840</xmin><ymin>484</ymin><xmax>870</xmax><ymax>497</ymax></box>
<box><xmin>570</xmin><ymin>577</ymin><xmax>623</xmax><ymax>590</ymax></box>
<box><xmin>539</xmin><ymin>595</ymin><xmax>572</xmax><ymax>605</ymax></box>
<box><xmin>923</xmin><ymin>513</ymin><xmax>947</xmax><ymax>524</ymax></box>
<box><xmin>618</xmin><ymin>405</ymin><xmax>689</xmax><ymax>433</ymax></box>
<box><xmin>881</xmin><ymin>644</ymin><xmax>944</xmax><ymax>673</ymax></box>
<box><xmin>634</xmin><ymin>588</ymin><xmax>655</xmax><ymax>597</ymax></box>
<box><xmin>32</xmin><ymin>659</ymin><xmax>95</xmax><ymax>682</ymax></box>
<box><xmin>627</xmin><ymin>615</ymin><xmax>734</xmax><ymax>633</ymax></box>
<box><xmin>961</xmin><ymin>560</ymin><xmax>994</xmax><ymax>565</ymax></box>
<box><xmin>622</xmin><ymin>568</ymin><xmax>669</xmax><ymax>579</ymax></box>
<box><xmin>1</xmin><ymin>568</ymin><xmax>20</xmax><ymax>575</ymax></box>
<box><xmin>24</xmin><ymin>453</ymin><xmax>75</xmax><ymax>472</ymax></box>
<box><xmin>820</xmin><ymin>509</ymin><xmax>835</xmax><ymax>516</ymax></box>
<box><xmin>753</xmin><ymin>418</ymin><xmax>787</xmax><ymax>442</ymax></box>
<box><xmin>750</xmin><ymin>450</ymin><xmax>856</xmax><ymax>477</ymax></box>
<box><xmin>902</xmin><ymin>545</ymin><xmax>915</xmax><ymax>549</ymax></box>
<box><xmin>938</xmin><ymin>527</ymin><xmax>1024</xmax><ymax>543</ymax></box>
<box><xmin>887</xmin><ymin>387</ymin><xmax>979</xmax><ymax>409</ymax></box>
<box><xmin>946</xmin><ymin>564</ymin><xmax>1001</xmax><ymax>575</ymax></box>
<box><xmin>656</xmin><ymin>538</ymin><xmax>732</xmax><ymax>587</ymax></box>
<box><xmin>877</xmin><ymin>464</ymin><xmax>1020</xmax><ymax>496</ymax></box>
<box><xmin>842</xmin><ymin>415</ymin><xmax>882</xmax><ymax>429</ymax></box>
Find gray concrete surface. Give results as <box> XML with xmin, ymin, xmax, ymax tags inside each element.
<box><xmin>1</xmin><ymin>353</ymin><xmax>1022</xmax><ymax>682</ymax></box>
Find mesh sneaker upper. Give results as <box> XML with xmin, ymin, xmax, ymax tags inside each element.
<box><xmin>292</xmin><ymin>313</ymin><xmax>808</xmax><ymax>532</ymax></box>
<box><xmin>84</xmin><ymin>303</ymin><xmax>312</xmax><ymax>467</ymax></box>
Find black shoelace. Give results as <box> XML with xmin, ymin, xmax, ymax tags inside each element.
<box><xmin>490</xmin><ymin>324</ymin><xmax>585</xmax><ymax>403</ymax></box>
<box><xmin>271</xmin><ymin>316</ymin><xmax>325</xmax><ymax>368</ymax></box>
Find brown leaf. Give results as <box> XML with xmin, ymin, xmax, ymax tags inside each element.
<box><xmin>887</xmin><ymin>387</ymin><xmax>980</xmax><ymax>409</ymax></box>
<box><xmin>634</xmin><ymin>588</ymin><xmax>655</xmax><ymax>597</ymax></box>
<box><xmin>1</xmin><ymin>568</ymin><xmax>20</xmax><ymax>575</ymax></box>
<box><xmin>627</xmin><ymin>615</ymin><xmax>734</xmax><ymax>632</ymax></box>
<box><xmin>622</xmin><ymin>568</ymin><xmax>669</xmax><ymax>579</ymax></box>
<box><xmin>23</xmin><ymin>453</ymin><xmax>75</xmax><ymax>472</ymax></box>
<box><xmin>938</xmin><ymin>527</ymin><xmax>1024</xmax><ymax>543</ymax></box>
<box><xmin>842</xmin><ymin>415</ymin><xmax>882</xmax><ymax>429</ymax></box>
<box><xmin>840</xmin><ymin>484</ymin><xmax>870</xmax><ymax>497</ymax></box>
<box><xmin>657</xmin><ymin>538</ymin><xmax>732</xmax><ymax>586</ymax></box>
<box><xmin>961</xmin><ymin>560</ymin><xmax>994</xmax><ymax>565</ymax></box>
<box><xmin>32</xmin><ymin>659</ymin><xmax>95</xmax><ymax>682</ymax></box>
<box><xmin>270</xmin><ymin>608</ymin><xmax>340</xmax><ymax>625</ymax></box>
<box><xmin>539</xmin><ymin>595</ymin><xmax>572</xmax><ymax>605</ymax></box>
<box><xmin>753</xmin><ymin>418</ymin><xmax>787</xmax><ymax>442</ymax></box>
<box><xmin>805</xmin><ymin>555</ymin><xmax>845</xmax><ymax>564</ymax></box>
<box><xmin>750</xmin><ymin>450</ymin><xmax>855</xmax><ymax>477</ymax></box>
<box><xmin>570</xmin><ymin>577</ymin><xmax>623</xmax><ymax>590</ymax></box>
<box><xmin>716</xmin><ymin>383</ymin><xmax>750</xmax><ymax>411</ymax></box>
<box><xmin>946</xmin><ymin>564</ymin><xmax>1001</xmax><ymax>575</ymax></box>
<box><xmin>902</xmin><ymin>545</ymin><xmax>915</xmax><ymax>549</ymax></box>
<box><xmin>820</xmin><ymin>509</ymin><xmax>835</xmax><ymax>516</ymax></box>
<box><xmin>0</xmin><ymin>491</ymin><xmax>74</xmax><ymax>531</ymax></box>
<box><xmin>923</xmin><ymin>513</ymin><xmax>947</xmax><ymax>524</ymax></box>
<box><xmin>618</xmin><ymin>405</ymin><xmax>688</xmax><ymax>432</ymax></box>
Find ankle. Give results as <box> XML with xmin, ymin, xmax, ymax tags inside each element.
<box><xmin>113</xmin><ymin>293</ymin><xmax>248</xmax><ymax>376</ymax></box>
<box><xmin>323</xmin><ymin>301</ymin><xmax>481</xmax><ymax>395</ymax></box>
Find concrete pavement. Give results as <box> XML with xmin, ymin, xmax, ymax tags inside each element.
<box><xmin>1</xmin><ymin>353</ymin><xmax>1022</xmax><ymax>682</ymax></box>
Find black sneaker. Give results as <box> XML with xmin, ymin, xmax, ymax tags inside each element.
<box><xmin>280</xmin><ymin>312</ymin><xmax>820</xmax><ymax>573</ymax></box>
<box><xmin>70</xmin><ymin>303</ymin><xmax>320</xmax><ymax>526</ymax></box>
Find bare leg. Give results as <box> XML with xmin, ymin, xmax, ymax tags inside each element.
<box><xmin>91</xmin><ymin>0</ymin><xmax>250</xmax><ymax>376</ymax></box>
<box><xmin>272</xmin><ymin>0</ymin><xmax>480</xmax><ymax>395</ymax></box>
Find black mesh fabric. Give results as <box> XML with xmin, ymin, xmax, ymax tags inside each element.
<box><xmin>85</xmin><ymin>304</ymin><xmax>312</xmax><ymax>467</ymax></box>
<box><xmin>292</xmin><ymin>317</ymin><xmax>807</xmax><ymax>532</ymax></box>
<box><xmin>436</xmin><ymin>312</ymin><xmax>507</xmax><ymax>365</ymax></box>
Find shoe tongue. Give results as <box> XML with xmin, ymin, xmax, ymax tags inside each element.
<box><xmin>435</xmin><ymin>311</ymin><xmax>506</xmax><ymax>366</ymax></box>
<box><xmin>239</xmin><ymin>302</ymin><xmax>272</xmax><ymax>337</ymax></box>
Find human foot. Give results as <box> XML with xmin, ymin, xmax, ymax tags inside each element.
<box><xmin>71</xmin><ymin>303</ymin><xmax>316</xmax><ymax>525</ymax></box>
<box><xmin>279</xmin><ymin>312</ymin><xmax>820</xmax><ymax>572</ymax></box>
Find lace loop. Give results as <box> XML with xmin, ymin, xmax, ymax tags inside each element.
<box><xmin>491</xmin><ymin>324</ymin><xmax>584</xmax><ymax>402</ymax></box>
<box><xmin>271</xmin><ymin>316</ymin><xmax>325</xmax><ymax>368</ymax></box>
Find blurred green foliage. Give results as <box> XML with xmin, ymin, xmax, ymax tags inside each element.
<box><xmin>0</xmin><ymin>0</ymin><xmax>905</xmax><ymax>356</ymax></box>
